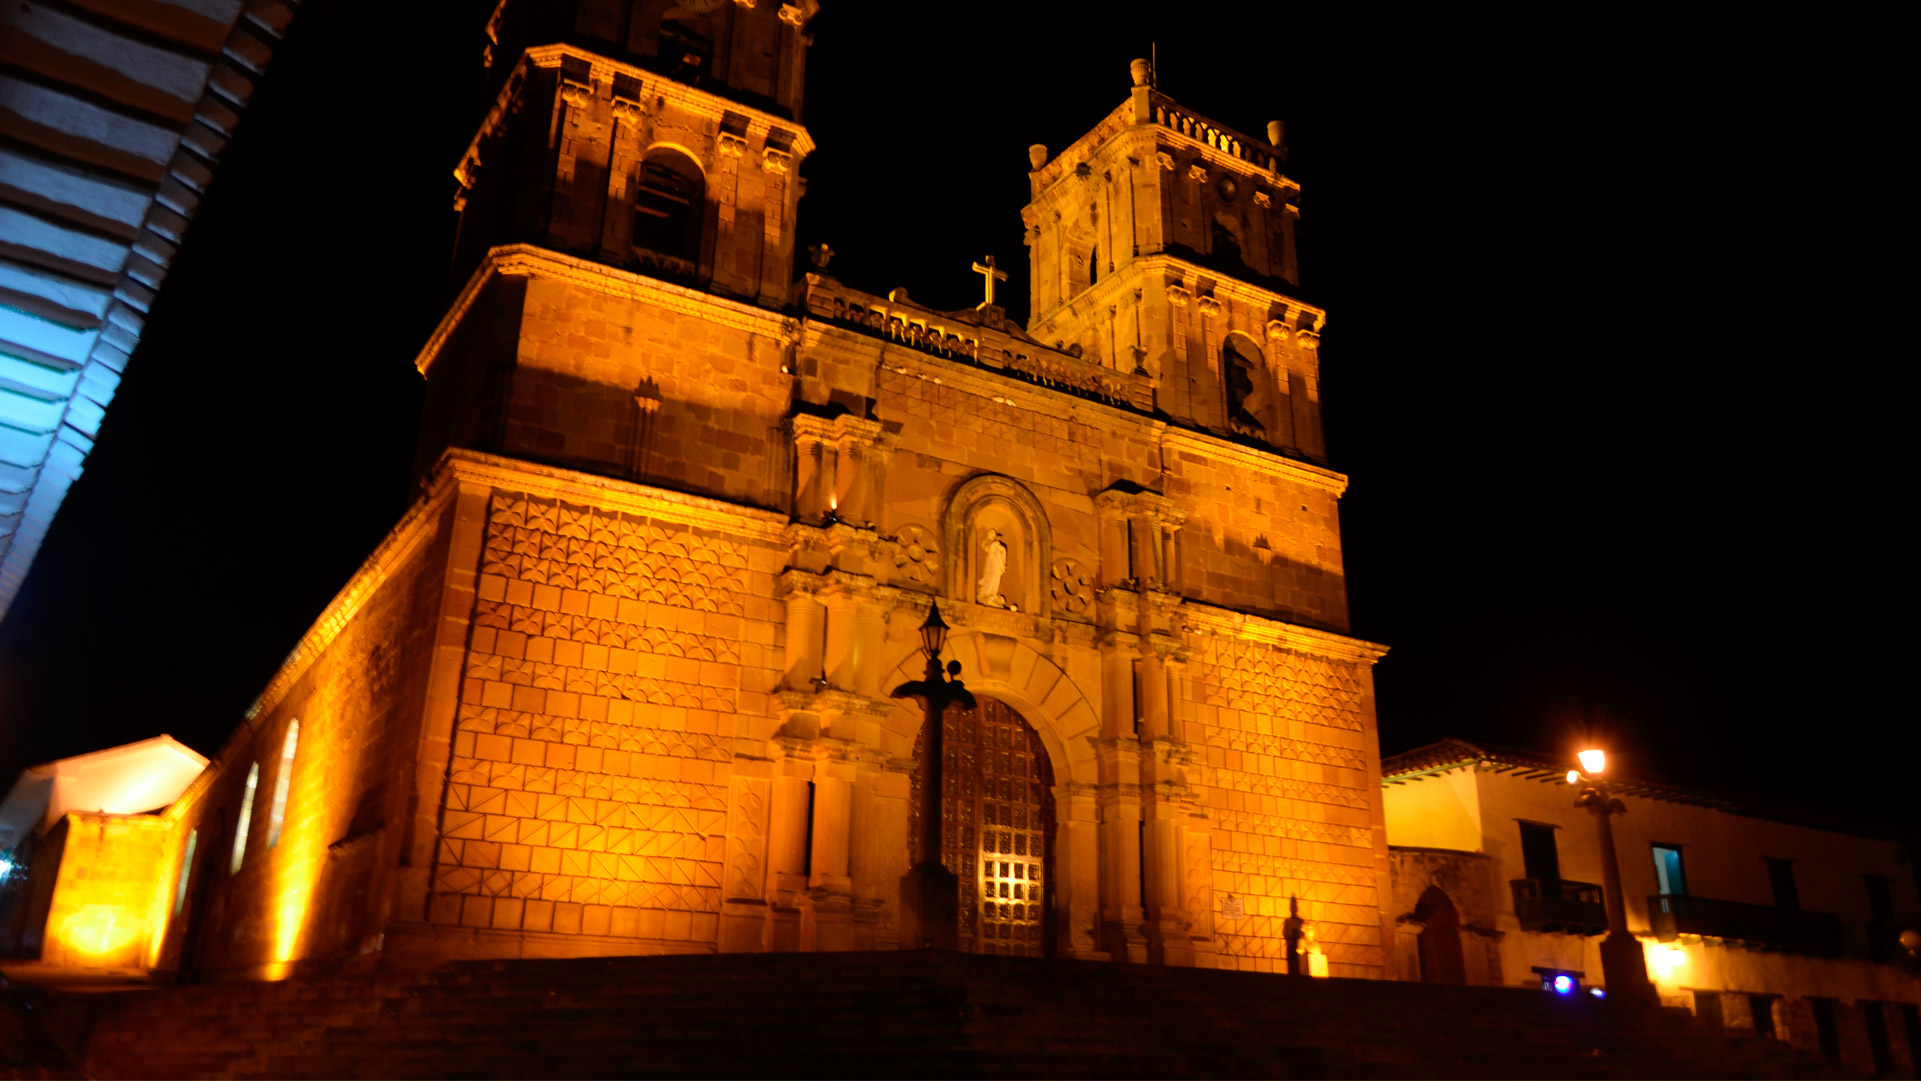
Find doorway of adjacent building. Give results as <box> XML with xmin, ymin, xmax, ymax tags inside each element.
<box><xmin>910</xmin><ymin>696</ymin><xmax>1056</xmax><ymax>956</ymax></box>
<box><xmin>1414</xmin><ymin>885</ymin><xmax>1467</xmax><ymax>985</ymax></box>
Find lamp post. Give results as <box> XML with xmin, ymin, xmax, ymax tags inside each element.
<box><xmin>892</xmin><ymin>601</ymin><xmax>975</xmax><ymax>950</ymax></box>
<box><xmin>1569</xmin><ymin>748</ymin><xmax>1656</xmax><ymax>1002</ymax></box>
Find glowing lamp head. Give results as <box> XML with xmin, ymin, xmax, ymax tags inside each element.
<box><xmin>918</xmin><ymin>600</ymin><xmax>951</xmax><ymax>661</ymax></box>
<box><xmin>0</xmin><ymin>857</ymin><xmax>13</xmax><ymax>877</ymax></box>
<box><xmin>1652</xmin><ymin>945</ymin><xmax>1688</xmax><ymax>979</ymax></box>
<box><xmin>1577</xmin><ymin>749</ymin><xmax>1606</xmax><ymax>775</ymax></box>
<box><xmin>1552</xmin><ymin>975</ymin><xmax>1575</xmax><ymax>995</ymax></box>
<box><xmin>1565</xmin><ymin>770</ymin><xmax>1581</xmax><ymax>785</ymax></box>
<box><xmin>1589</xmin><ymin>987</ymin><xmax>1606</xmax><ymax>999</ymax></box>
<box><xmin>1899</xmin><ymin>929</ymin><xmax>1921</xmax><ymax>952</ymax></box>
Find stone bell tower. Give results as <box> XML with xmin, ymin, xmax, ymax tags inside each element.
<box><xmin>1021</xmin><ymin>60</ymin><xmax>1326</xmax><ymax>463</ymax></box>
<box><xmin>446</xmin><ymin>0</ymin><xmax>818</xmax><ymax>311</ymax></box>
<box><xmin>415</xmin><ymin>0</ymin><xmax>820</xmax><ymax>484</ymax></box>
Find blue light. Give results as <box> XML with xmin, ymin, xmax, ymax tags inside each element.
<box><xmin>1589</xmin><ymin>988</ymin><xmax>1606</xmax><ymax>998</ymax></box>
<box><xmin>1553</xmin><ymin>975</ymin><xmax>1575</xmax><ymax>995</ymax></box>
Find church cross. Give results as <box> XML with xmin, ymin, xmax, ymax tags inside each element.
<box><xmin>971</xmin><ymin>255</ymin><xmax>1009</xmax><ymax>307</ymax></box>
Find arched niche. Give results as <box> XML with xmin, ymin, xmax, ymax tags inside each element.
<box><xmin>633</xmin><ymin>144</ymin><xmax>705</xmax><ymax>266</ymax></box>
<box><xmin>943</xmin><ymin>474</ymin><xmax>1052</xmax><ymax>619</ymax></box>
<box><xmin>1222</xmin><ymin>330</ymin><xmax>1279</xmax><ymax>442</ymax></box>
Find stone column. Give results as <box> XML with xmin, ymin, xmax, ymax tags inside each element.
<box><xmin>1054</xmin><ymin>783</ymin><xmax>1105</xmax><ymax>960</ymax></box>
<box><xmin>1098</xmin><ymin>773</ymin><xmax>1147</xmax><ymax>963</ymax></box>
<box><xmin>791</xmin><ymin>415</ymin><xmax>835</xmax><ymax>522</ymax></box>
<box><xmin>1162</xmin><ymin>654</ymin><xmax>1187</xmax><ymax>745</ymax></box>
<box><xmin>821</xmin><ymin>584</ymin><xmax>860</xmax><ymax>693</ymax></box>
<box><xmin>779</xmin><ymin>573</ymin><xmax>825</xmax><ymax>693</ymax></box>
<box><xmin>1136</xmin><ymin>649</ymin><xmax>1169</xmax><ymax>742</ymax></box>
<box><xmin>1095</xmin><ymin>493</ymin><xmax>1130</xmax><ymax>589</ymax></box>
<box><xmin>830</xmin><ymin>416</ymin><xmax>883</xmax><ymax>526</ymax></box>
<box><xmin>764</xmin><ymin>761</ymin><xmax>813</xmax><ymax>951</ymax></box>
<box><xmin>852</xmin><ymin>598</ymin><xmax>885</xmax><ymax>698</ymax></box>
<box><xmin>1141</xmin><ymin>808</ymin><xmax>1190</xmax><ymax>965</ymax></box>
<box><xmin>806</xmin><ymin>760</ymin><xmax>856</xmax><ymax>950</ymax></box>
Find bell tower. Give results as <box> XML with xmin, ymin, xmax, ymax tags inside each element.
<box><xmin>448</xmin><ymin>0</ymin><xmax>819</xmax><ymax>307</ymax></box>
<box><xmin>1021</xmin><ymin>61</ymin><xmax>1327</xmax><ymax>462</ymax></box>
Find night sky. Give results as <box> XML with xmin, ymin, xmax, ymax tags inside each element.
<box><xmin>0</xmin><ymin>4</ymin><xmax>1907</xmax><ymax>828</ymax></box>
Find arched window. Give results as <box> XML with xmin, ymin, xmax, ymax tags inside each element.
<box><xmin>1211</xmin><ymin>220</ymin><xmax>1242</xmax><ymax>266</ymax></box>
<box><xmin>632</xmin><ymin>148</ymin><xmax>703</xmax><ymax>265</ymax></box>
<box><xmin>267</xmin><ymin>719</ymin><xmax>299</xmax><ymax>849</ymax></box>
<box><xmin>1088</xmin><ymin>245</ymin><xmax>1099</xmax><ymax>287</ymax></box>
<box><xmin>230</xmin><ymin>762</ymin><xmax>259</xmax><ymax>875</ymax></box>
<box><xmin>1223</xmin><ymin>333</ymin><xmax>1274</xmax><ymax>439</ymax></box>
<box><xmin>172</xmin><ymin>829</ymin><xmax>197</xmax><ymax>916</ymax></box>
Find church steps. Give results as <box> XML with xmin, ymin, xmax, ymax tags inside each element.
<box><xmin>63</xmin><ymin>952</ymin><xmax>1856</xmax><ymax>1079</ymax></box>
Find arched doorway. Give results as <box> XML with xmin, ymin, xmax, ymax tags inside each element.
<box><xmin>910</xmin><ymin>697</ymin><xmax>1056</xmax><ymax>956</ymax></box>
<box><xmin>1415</xmin><ymin>885</ymin><xmax>1467</xmax><ymax>985</ymax></box>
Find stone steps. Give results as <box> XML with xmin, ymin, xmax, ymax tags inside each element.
<box><xmin>65</xmin><ymin>951</ymin><xmax>1853</xmax><ymax>1079</ymax></box>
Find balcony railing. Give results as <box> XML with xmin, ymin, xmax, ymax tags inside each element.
<box><xmin>1512</xmin><ymin>878</ymin><xmax>1609</xmax><ymax>935</ymax></box>
<box><xmin>1648</xmin><ymin>893</ymin><xmax>1842</xmax><ymax>956</ymax></box>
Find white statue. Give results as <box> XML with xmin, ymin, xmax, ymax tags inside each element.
<box><xmin>977</xmin><ymin>529</ymin><xmax>1008</xmax><ymax>608</ymax></box>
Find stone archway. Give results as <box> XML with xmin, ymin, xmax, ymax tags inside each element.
<box><xmin>1415</xmin><ymin>885</ymin><xmax>1467</xmax><ymax>985</ymax></box>
<box><xmin>881</xmin><ymin>632</ymin><xmax>1101</xmax><ymax>958</ymax></box>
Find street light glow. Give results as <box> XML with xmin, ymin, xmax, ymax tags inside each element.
<box><xmin>1577</xmin><ymin>749</ymin><xmax>1606</xmax><ymax>775</ymax></box>
<box><xmin>1565</xmin><ymin>770</ymin><xmax>1580</xmax><ymax>784</ymax></box>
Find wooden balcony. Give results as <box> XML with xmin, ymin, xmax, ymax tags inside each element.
<box><xmin>1648</xmin><ymin>893</ymin><xmax>1843</xmax><ymax>956</ymax></box>
<box><xmin>1511</xmin><ymin>878</ymin><xmax>1609</xmax><ymax>935</ymax></box>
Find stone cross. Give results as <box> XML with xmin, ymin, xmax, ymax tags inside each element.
<box><xmin>971</xmin><ymin>255</ymin><xmax>1008</xmax><ymax>307</ymax></box>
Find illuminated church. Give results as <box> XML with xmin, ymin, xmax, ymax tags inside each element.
<box><xmin>9</xmin><ymin>0</ymin><xmax>1389</xmax><ymax>980</ymax></box>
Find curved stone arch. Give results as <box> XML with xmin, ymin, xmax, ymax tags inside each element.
<box><xmin>641</xmin><ymin>139</ymin><xmax>709</xmax><ymax>178</ymax></box>
<box><xmin>1222</xmin><ymin>328</ymin><xmax>1279</xmax><ymax>441</ymax></box>
<box><xmin>943</xmin><ymin>473</ymin><xmax>1053</xmax><ymax>619</ymax></box>
<box><xmin>878</xmin><ymin>631</ymin><xmax>1097</xmax><ymax>789</ymax></box>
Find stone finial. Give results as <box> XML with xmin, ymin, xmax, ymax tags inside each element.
<box><xmin>1028</xmin><ymin>144</ymin><xmax>1047</xmax><ymax>170</ymax></box>
<box><xmin>1130</xmin><ymin>58</ymin><xmax>1151</xmax><ymax>87</ymax></box>
<box><xmin>1267</xmin><ymin>120</ymin><xmax>1286</xmax><ymax>147</ymax></box>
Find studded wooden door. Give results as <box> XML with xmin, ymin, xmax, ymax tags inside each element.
<box><xmin>910</xmin><ymin>697</ymin><xmax>1055</xmax><ymax>955</ymax></box>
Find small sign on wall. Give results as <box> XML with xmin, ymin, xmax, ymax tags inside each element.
<box><xmin>1220</xmin><ymin>894</ymin><xmax>1244</xmax><ymax>919</ymax></box>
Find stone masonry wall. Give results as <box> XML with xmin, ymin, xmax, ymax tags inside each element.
<box><xmin>1187</xmin><ymin>634</ymin><xmax>1380</xmax><ymax>975</ymax></box>
<box><xmin>426</xmin><ymin>488</ymin><xmax>783</xmax><ymax>947</ymax></box>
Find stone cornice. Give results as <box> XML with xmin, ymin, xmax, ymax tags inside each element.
<box><xmin>414</xmin><ymin>244</ymin><xmax>797</xmax><ymax>376</ymax></box>
<box><xmin>1181</xmin><ymin>602</ymin><xmax>1387</xmax><ymax>666</ymax></box>
<box><xmin>1038</xmin><ymin>254</ymin><xmax>1325</xmax><ymax>339</ymax></box>
<box><xmin>1160</xmin><ymin>427</ymin><xmax>1348</xmax><ymax>496</ymax></box>
<box><xmin>442</xmin><ymin>449</ymin><xmax>790</xmax><ymax>543</ymax></box>
<box><xmin>457</xmin><ymin>44</ymin><xmax>815</xmax><ymax>193</ymax></box>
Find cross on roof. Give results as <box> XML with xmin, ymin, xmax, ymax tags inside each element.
<box><xmin>971</xmin><ymin>255</ymin><xmax>1008</xmax><ymax>308</ymax></box>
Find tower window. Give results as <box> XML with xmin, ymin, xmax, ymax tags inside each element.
<box><xmin>660</xmin><ymin>11</ymin><xmax>713</xmax><ymax>78</ymax></box>
<box><xmin>1089</xmin><ymin>245</ymin><xmax>1099</xmax><ymax>287</ymax></box>
<box><xmin>230</xmin><ymin>762</ymin><xmax>260</xmax><ymax>875</ymax></box>
<box><xmin>633</xmin><ymin>149</ymin><xmax>703</xmax><ymax>265</ymax></box>
<box><xmin>268</xmin><ymin>719</ymin><xmax>300</xmax><ymax>849</ymax></box>
<box><xmin>1211</xmin><ymin>220</ymin><xmax>1242</xmax><ymax>266</ymax></box>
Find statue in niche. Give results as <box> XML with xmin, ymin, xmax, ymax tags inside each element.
<box><xmin>1224</xmin><ymin>335</ymin><xmax>1273</xmax><ymax>439</ymax></box>
<box><xmin>977</xmin><ymin>529</ymin><xmax>1010</xmax><ymax>609</ymax></box>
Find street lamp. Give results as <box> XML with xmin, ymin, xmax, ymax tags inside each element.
<box><xmin>892</xmin><ymin>600</ymin><xmax>975</xmax><ymax>950</ymax></box>
<box><xmin>1570</xmin><ymin>747</ymin><xmax>1656</xmax><ymax>1002</ymax></box>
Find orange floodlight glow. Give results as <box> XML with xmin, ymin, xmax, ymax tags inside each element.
<box><xmin>59</xmin><ymin>904</ymin><xmax>142</xmax><ymax>958</ymax></box>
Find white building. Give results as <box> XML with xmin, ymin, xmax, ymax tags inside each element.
<box><xmin>1382</xmin><ymin>738</ymin><xmax>1921</xmax><ymax>1073</ymax></box>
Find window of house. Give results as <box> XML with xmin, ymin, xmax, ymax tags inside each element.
<box><xmin>230</xmin><ymin>762</ymin><xmax>260</xmax><ymax>875</ymax></box>
<box><xmin>1864</xmin><ymin>1001</ymin><xmax>1894</xmax><ymax>1074</ymax></box>
<box><xmin>1651</xmin><ymin>844</ymin><xmax>1686</xmax><ymax>896</ymax></box>
<box><xmin>632</xmin><ymin>150</ymin><xmax>703</xmax><ymax>264</ymax></box>
<box><xmin>1518</xmin><ymin>821</ymin><xmax>1561</xmax><ymax>882</ymax></box>
<box><xmin>1764</xmin><ymin>857</ymin><xmax>1799</xmax><ymax>911</ymax></box>
<box><xmin>268</xmin><ymin>719</ymin><xmax>300</xmax><ymax>849</ymax></box>
<box><xmin>1749</xmin><ymin>995</ymin><xmax>1778</xmax><ymax>1039</ymax></box>
<box><xmin>1865</xmin><ymin>876</ymin><xmax>1893</xmax><ymax>923</ymax></box>
<box><xmin>1089</xmin><ymin>245</ymin><xmax>1099</xmax><ymax>287</ymax></box>
<box><xmin>172</xmin><ymin>829</ymin><xmax>197</xmax><ymax>917</ymax></box>
<box><xmin>1809</xmin><ymin>998</ymin><xmax>1841</xmax><ymax>1061</ymax></box>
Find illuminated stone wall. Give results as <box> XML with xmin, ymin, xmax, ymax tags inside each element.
<box><xmin>423</xmin><ymin>486</ymin><xmax>785</xmax><ymax>948</ymax></box>
<box><xmin>38</xmin><ymin>812</ymin><xmax>168</xmax><ymax>970</ymax></box>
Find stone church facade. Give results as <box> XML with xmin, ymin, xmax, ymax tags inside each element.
<box><xmin>53</xmin><ymin>1</ymin><xmax>1397</xmax><ymax>981</ymax></box>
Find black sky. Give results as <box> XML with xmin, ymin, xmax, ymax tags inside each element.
<box><xmin>0</xmin><ymin>3</ymin><xmax>1908</xmax><ymax>827</ymax></box>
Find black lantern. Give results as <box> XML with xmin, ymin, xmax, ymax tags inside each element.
<box><xmin>919</xmin><ymin>600</ymin><xmax>950</xmax><ymax>660</ymax></box>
